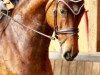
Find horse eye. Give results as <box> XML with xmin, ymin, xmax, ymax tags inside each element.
<box><xmin>60</xmin><ymin>9</ymin><xmax>67</xmax><ymax>14</ymax></box>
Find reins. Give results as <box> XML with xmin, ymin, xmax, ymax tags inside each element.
<box><xmin>0</xmin><ymin>11</ymin><xmax>55</xmax><ymax>40</ymax></box>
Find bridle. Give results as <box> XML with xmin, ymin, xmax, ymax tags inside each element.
<box><xmin>53</xmin><ymin>0</ymin><xmax>84</xmax><ymax>40</ymax></box>
<box><xmin>52</xmin><ymin>0</ymin><xmax>85</xmax><ymax>56</ymax></box>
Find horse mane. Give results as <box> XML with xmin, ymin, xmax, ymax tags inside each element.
<box><xmin>45</xmin><ymin>0</ymin><xmax>54</xmax><ymax>12</ymax></box>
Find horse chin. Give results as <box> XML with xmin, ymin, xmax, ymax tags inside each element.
<box><xmin>62</xmin><ymin>50</ymin><xmax>79</xmax><ymax>61</ymax></box>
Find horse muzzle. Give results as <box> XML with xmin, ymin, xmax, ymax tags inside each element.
<box><xmin>63</xmin><ymin>50</ymin><xmax>79</xmax><ymax>61</ymax></box>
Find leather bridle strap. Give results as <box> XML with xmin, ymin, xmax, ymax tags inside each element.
<box><xmin>54</xmin><ymin>0</ymin><xmax>58</xmax><ymax>36</ymax></box>
<box><xmin>57</xmin><ymin>28</ymin><xmax>79</xmax><ymax>35</ymax></box>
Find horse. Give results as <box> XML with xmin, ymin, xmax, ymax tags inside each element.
<box><xmin>0</xmin><ymin>0</ymin><xmax>85</xmax><ymax>75</ymax></box>
<box><xmin>46</xmin><ymin>0</ymin><xmax>85</xmax><ymax>60</ymax></box>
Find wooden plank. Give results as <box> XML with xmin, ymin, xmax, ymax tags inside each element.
<box><xmin>76</xmin><ymin>61</ymin><xmax>85</xmax><ymax>75</ymax></box>
<box><xmin>54</xmin><ymin>60</ymin><xmax>63</xmax><ymax>75</ymax></box>
<box><xmin>68</xmin><ymin>61</ymin><xmax>77</xmax><ymax>75</ymax></box>
<box><xmin>97</xmin><ymin>0</ymin><xmax>100</xmax><ymax>52</ymax></box>
<box><xmin>88</xmin><ymin>0</ymin><xmax>97</xmax><ymax>52</ymax></box>
<box><xmin>49</xmin><ymin>52</ymin><xmax>100</xmax><ymax>61</ymax></box>
<box><xmin>84</xmin><ymin>62</ymin><xmax>93</xmax><ymax>75</ymax></box>
<box><xmin>61</xmin><ymin>60</ymin><xmax>69</xmax><ymax>75</ymax></box>
<box><xmin>91</xmin><ymin>62</ymin><xmax>100</xmax><ymax>75</ymax></box>
<box><xmin>51</xmin><ymin>60</ymin><xmax>100</xmax><ymax>75</ymax></box>
<box><xmin>50</xmin><ymin>60</ymin><xmax>55</xmax><ymax>72</ymax></box>
<box><xmin>74</xmin><ymin>54</ymin><xmax>100</xmax><ymax>62</ymax></box>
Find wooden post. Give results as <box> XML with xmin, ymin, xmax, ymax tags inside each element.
<box><xmin>97</xmin><ymin>0</ymin><xmax>100</xmax><ymax>52</ymax></box>
<box><xmin>88</xmin><ymin>0</ymin><xmax>97</xmax><ymax>53</ymax></box>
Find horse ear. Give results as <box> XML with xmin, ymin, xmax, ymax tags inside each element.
<box><xmin>45</xmin><ymin>0</ymin><xmax>54</xmax><ymax>12</ymax></box>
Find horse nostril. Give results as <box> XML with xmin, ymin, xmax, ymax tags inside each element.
<box><xmin>63</xmin><ymin>51</ymin><xmax>72</xmax><ymax>61</ymax></box>
<box><xmin>63</xmin><ymin>51</ymin><xmax>78</xmax><ymax>61</ymax></box>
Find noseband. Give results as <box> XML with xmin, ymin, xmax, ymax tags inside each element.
<box><xmin>54</xmin><ymin>0</ymin><xmax>84</xmax><ymax>38</ymax></box>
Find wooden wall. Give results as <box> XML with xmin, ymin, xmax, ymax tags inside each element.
<box><xmin>50</xmin><ymin>60</ymin><xmax>100</xmax><ymax>75</ymax></box>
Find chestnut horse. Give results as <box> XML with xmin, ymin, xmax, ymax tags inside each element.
<box><xmin>0</xmin><ymin>0</ymin><xmax>85</xmax><ymax>75</ymax></box>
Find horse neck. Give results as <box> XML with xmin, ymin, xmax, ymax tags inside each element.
<box><xmin>7</xmin><ymin>0</ymin><xmax>52</xmax><ymax>59</ymax></box>
<box><xmin>5</xmin><ymin>6</ymin><xmax>52</xmax><ymax>62</ymax></box>
<box><xmin>0</xmin><ymin>0</ymin><xmax>53</xmax><ymax>75</ymax></box>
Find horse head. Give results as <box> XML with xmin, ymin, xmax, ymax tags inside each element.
<box><xmin>46</xmin><ymin>0</ymin><xmax>85</xmax><ymax>61</ymax></box>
